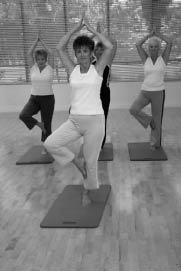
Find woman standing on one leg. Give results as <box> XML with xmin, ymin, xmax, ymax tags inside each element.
<box><xmin>44</xmin><ymin>15</ymin><xmax>113</xmax><ymax>205</ymax></box>
<box><xmin>19</xmin><ymin>31</ymin><xmax>55</xmax><ymax>144</ymax></box>
<box><xmin>93</xmin><ymin>26</ymin><xmax>117</xmax><ymax>148</ymax></box>
<box><xmin>129</xmin><ymin>28</ymin><xmax>172</xmax><ymax>148</ymax></box>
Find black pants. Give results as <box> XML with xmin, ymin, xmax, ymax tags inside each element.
<box><xmin>19</xmin><ymin>94</ymin><xmax>55</xmax><ymax>142</ymax></box>
<box><xmin>100</xmin><ymin>87</ymin><xmax>110</xmax><ymax>148</ymax></box>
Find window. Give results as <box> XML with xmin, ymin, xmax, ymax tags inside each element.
<box><xmin>0</xmin><ymin>0</ymin><xmax>181</xmax><ymax>84</ymax></box>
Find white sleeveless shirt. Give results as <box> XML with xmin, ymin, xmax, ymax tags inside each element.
<box><xmin>69</xmin><ymin>64</ymin><xmax>103</xmax><ymax>115</ymax></box>
<box><xmin>30</xmin><ymin>63</ymin><xmax>54</xmax><ymax>95</ymax></box>
<box><xmin>141</xmin><ymin>56</ymin><xmax>166</xmax><ymax>91</ymax></box>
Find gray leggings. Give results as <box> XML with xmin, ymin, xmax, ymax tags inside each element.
<box><xmin>44</xmin><ymin>114</ymin><xmax>104</xmax><ymax>190</ymax></box>
<box><xmin>129</xmin><ymin>90</ymin><xmax>165</xmax><ymax>147</ymax></box>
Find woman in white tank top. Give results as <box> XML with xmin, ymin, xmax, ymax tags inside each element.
<box><xmin>129</xmin><ymin>28</ymin><xmax>172</xmax><ymax>148</ymax></box>
<box><xmin>19</xmin><ymin>31</ymin><xmax>55</xmax><ymax>144</ymax></box>
<box><xmin>44</xmin><ymin>14</ymin><xmax>114</xmax><ymax>206</ymax></box>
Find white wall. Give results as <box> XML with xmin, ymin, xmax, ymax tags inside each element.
<box><xmin>0</xmin><ymin>81</ymin><xmax>180</xmax><ymax>112</ymax></box>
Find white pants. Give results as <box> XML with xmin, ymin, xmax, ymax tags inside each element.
<box><xmin>44</xmin><ymin>114</ymin><xmax>105</xmax><ymax>190</ymax></box>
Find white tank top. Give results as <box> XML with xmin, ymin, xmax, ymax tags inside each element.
<box><xmin>69</xmin><ymin>64</ymin><xmax>103</xmax><ymax>115</ymax></box>
<box><xmin>141</xmin><ymin>56</ymin><xmax>166</xmax><ymax>91</ymax></box>
<box><xmin>30</xmin><ymin>63</ymin><xmax>54</xmax><ymax>95</ymax></box>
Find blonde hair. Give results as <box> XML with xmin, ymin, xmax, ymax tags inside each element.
<box><xmin>148</xmin><ymin>36</ymin><xmax>161</xmax><ymax>49</ymax></box>
<box><xmin>147</xmin><ymin>36</ymin><xmax>161</xmax><ymax>56</ymax></box>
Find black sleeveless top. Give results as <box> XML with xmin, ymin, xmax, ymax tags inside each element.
<box><xmin>92</xmin><ymin>61</ymin><xmax>110</xmax><ymax>96</ymax></box>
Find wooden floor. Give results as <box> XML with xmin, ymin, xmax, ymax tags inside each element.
<box><xmin>0</xmin><ymin>108</ymin><xmax>181</xmax><ymax>271</ymax></box>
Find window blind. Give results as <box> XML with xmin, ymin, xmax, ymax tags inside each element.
<box><xmin>0</xmin><ymin>0</ymin><xmax>180</xmax><ymax>84</ymax></box>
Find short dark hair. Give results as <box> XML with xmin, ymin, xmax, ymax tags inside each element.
<box><xmin>35</xmin><ymin>49</ymin><xmax>48</xmax><ymax>61</ymax></box>
<box><xmin>73</xmin><ymin>35</ymin><xmax>95</xmax><ymax>52</ymax></box>
<box><xmin>95</xmin><ymin>41</ymin><xmax>104</xmax><ymax>49</ymax></box>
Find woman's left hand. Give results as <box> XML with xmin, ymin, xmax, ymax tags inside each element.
<box><xmin>84</xmin><ymin>18</ymin><xmax>95</xmax><ymax>34</ymax></box>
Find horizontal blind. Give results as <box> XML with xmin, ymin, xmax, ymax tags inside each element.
<box><xmin>0</xmin><ymin>0</ymin><xmax>181</xmax><ymax>84</ymax></box>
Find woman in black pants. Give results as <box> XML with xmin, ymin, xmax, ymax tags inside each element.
<box><xmin>129</xmin><ymin>28</ymin><xmax>172</xmax><ymax>148</ymax></box>
<box><xmin>19</xmin><ymin>31</ymin><xmax>55</xmax><ymax>144</ymax></box>
<box><xmin>93</xmin><ymin>36</ymin><xmax>117</xmax><ymax>148</ymax></box>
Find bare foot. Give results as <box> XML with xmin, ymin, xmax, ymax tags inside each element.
<box><xmin>41</xmin><ymin>147</ymin><xmax>48</xmax><ymax>155</ymax></box>
<box><xmin>150</xmin><ymin>144</ymin><xmax>161</xmax><ymax>150</ymax></box>
<box><xmin>72</xmin><ymin>157</ymin><xmax>87</xmax><ymax>179</ymax></box>
<box><xmin>150</xmin><ymin>144</ymin><xmax>156</xmax><ymax>151</ymax></box>
<box><xmin>82</xmin><ymin>189</ymin><xmax>92</xmax><ymax>206</ymax></box>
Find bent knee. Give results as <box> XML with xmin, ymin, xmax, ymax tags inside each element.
<box><xmin>19</xmin><ymin>112</ymin><xmax>25</xmax><ymax>121</ymax></box>
<box><xmin>43</xmin><ymin>134</ymin><xmax>60</xmax><ymax>153</ymax></box>
<box><xmin>19</xmin><ymin>112</ymin><xmax>29</xmax><ymax>121</ymax></box>
<box><xmin>129</xmin><ymin>106</ymin><xmax>138</xmax><ymax>116</ymax></box>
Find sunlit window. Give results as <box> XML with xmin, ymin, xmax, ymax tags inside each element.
<box><xmin>0</xmin><ymin>0</ymin><xmax>180</xmax><ymax>84</ymax></box>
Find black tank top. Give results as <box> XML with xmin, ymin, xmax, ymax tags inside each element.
<box><xmin>92</xmin><ymin>61</ymin><xmax>110</xmax><ymax>94</ymax></box>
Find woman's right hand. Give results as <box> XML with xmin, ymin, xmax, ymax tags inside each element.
<box><xmin>96</xmin><ymin>21</ymin><xmax>102</xmax><ymax>33</ymax></box>
<box><xmin>73</xmin><ymin>12</ymin><xmax>85</xmax><ymax>32</ymax></box>
<box><xmin>36</xmin><ymin>30</ymin><xmax>41</xmax><ymax>42</ymax></box>
<box><xmin>84</xmin><ymin>18</ymin><xmax>96</xmax><ymax>35</ymax></box>
<box><xmin>151</xmin><ymin>26</ymin><xmax>157</xmax><ymax>36</ymax></box>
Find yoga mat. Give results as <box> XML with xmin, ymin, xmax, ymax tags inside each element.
<box><xmin>98</xmin><ymin>142</ymin><xmax>113</xmax><ymax>161</ymax></box>
<box><xmin>128</xmin><ymin>142</ymin><xmax>168</xmax><ymax>161</ymax></box>
<box><xmin>40</xmin><ymin>184</ymin><xmax>111</xmax><ymax>228</ymax></box>
<box><xmin>16</xmin><ymin>145</ymin><xmax>54</xmax><ymax>165</ymax></box>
